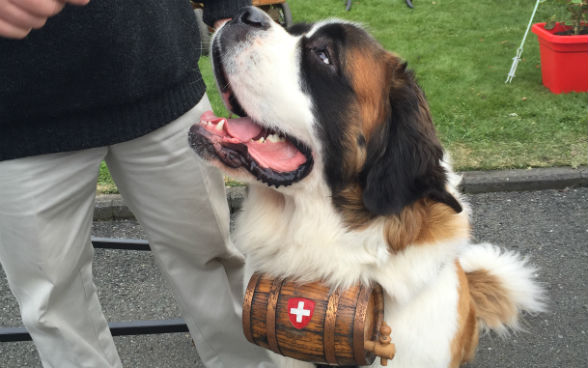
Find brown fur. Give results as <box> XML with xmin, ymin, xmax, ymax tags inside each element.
<box><xmin>335</xmin><ymin>187</ymin><xmax>469</xmax><ymax>251</ymax></box>
<box><xmin>333</xmin><ymin>183</ymin><xmax>374</xmax><ymax>229</ymax></box>
<box><xmin>346</xmin><ymin>47</ymin><xmax>392</xmax><ymax>141</ymax></box>
<box><xmin>383</xmin><ymin>198</ymin><xmax>470</xmax><ymax>252</ymax></box>
<box><xmin>331</xmin><ymin>46</ymin><xmax>393</xmax><ymax>183</ymax></box>
<box><xmin>466</xmin><ymin>268</ymin><xmax>518</xmax><ymax>329</ymax></box>
<box><xmin>450</xmin><ymin>262</ymin><xmax>479</xmax><ymax>367</ymax></box>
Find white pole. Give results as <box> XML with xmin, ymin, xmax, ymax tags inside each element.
<box><xmin>506</xmin><ymin>0</ymin><xmax>544</xmax><ymax>83</ymax></box>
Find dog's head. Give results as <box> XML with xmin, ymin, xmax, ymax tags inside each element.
<box><xmin>190</xmin><ymin>7</ymin><xmax>461</xmax><ymax>224</ymax></box>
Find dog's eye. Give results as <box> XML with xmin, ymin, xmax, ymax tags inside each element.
<box><xmin>316</xmin><ymin>49</ymin><xmax>331</xmax><ymax>65</ymax></box>
<box><xmin>306</xmin><ymin>41</ymin><xmax>337</xmax><ymax>72</ymax></box>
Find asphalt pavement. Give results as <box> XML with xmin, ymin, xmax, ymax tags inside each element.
<box><xmin>1</xmin><ymin>169</ymin><xmax>587</xmax><ymax>367</ymax></box>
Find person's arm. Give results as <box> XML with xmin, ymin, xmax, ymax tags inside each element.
<box><xmin>0</xmin><ymin>0</ymin><xmax>89</xmax><ymax>39</ymax></box>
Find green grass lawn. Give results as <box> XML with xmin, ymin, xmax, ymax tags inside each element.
<box><xmin>98</xmin><ymin>0</ymin><xmax>587</xmax><ymax>193</ymax></box>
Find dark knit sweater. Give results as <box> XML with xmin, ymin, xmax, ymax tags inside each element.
<box><xmin>0</xmin><ymin>0</ymin><xmax>249</xmax><ymax>161</ymax></box>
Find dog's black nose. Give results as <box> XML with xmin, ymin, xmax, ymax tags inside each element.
<box><xmin>236</xmin><ymin>6</ymin><xmax>271</xmax><ymax>30</ymax></box>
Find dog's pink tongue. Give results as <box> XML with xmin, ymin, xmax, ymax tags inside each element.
<box><xmin>226</xmin><ymin>117</ymin><xmax>263</xmax><ymax>142</ymax></box>
<box><xmin>200</xmin><ymin>110</ymin><xmax>262</xmax><ymax>142</ymax></box>
<box><xmin>248</xmin><ymin>141</ymin><xmax>307</xmax><ymax>172</ymax></box>
<box><xmin>199</xmin><ymin>111</ymin><xmax>306</xmax><ymax>173</ymax></box>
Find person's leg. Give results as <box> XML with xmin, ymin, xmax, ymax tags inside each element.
<box><xmin>106</xmin><ymin>96</ymin><xmax>275</xmax><ymax>368</ymax></box>
<box><xmin>0</xmin><ymin>149</ymin><xmax>122</xmax><ymax>368</ymax></box>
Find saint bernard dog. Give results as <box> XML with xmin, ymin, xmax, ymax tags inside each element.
<box><xmin>189</xmin><ymin>6</ymin><xmax>545</xmax><ymax>368</ymax></box>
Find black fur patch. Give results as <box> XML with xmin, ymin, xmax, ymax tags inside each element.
<box><xmin>359</xmin><ymin>71</ymin><xmax>462</xmax><ymax>215</ymax></box>
<box><xmin>299</xmin><ymin>24</ymin><xmax>355</xmax><ymax>194</ymax></box>
<box><xmin>288</xmin><ymin>22</ymin><xmax>313</xmax><ymax>36</ymax></box>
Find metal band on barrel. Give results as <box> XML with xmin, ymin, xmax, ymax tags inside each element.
<box><xmin>242</xmin><ymin>272</ymin><xmax>262</xmax><ymax>343</ymax></box>
<box><xmin>353</xmin><ymin>284</ymin><xmax>371</xmax><ymax>365</ymax></box>
<box><xmin>324</xmin><ymin>288</ymin><xmax>341</xmax><ymax>365</ymax></box>
<box><xmin>266</xmin><ymin>277</ymin><xmax>284</xmax><ymax>355</ymax></box>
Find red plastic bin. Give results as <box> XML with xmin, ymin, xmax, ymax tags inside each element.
<box><xmin>531</xmin><ymin>22</ymin><xmax>588</xmax><ymax>94</ymax></box>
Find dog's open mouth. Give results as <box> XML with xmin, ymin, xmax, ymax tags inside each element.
<box><xmin>189</xmin><ymin>39</ymin><xmax>313</xmax><ymax>187</ymax></box>
<box><xmin>190</xmin><ymin>111</ymin><xmax>313</xmax><ymax>187</ymax></box>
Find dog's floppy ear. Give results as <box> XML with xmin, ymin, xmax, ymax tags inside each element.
<box><xmin>360</xmin><ymin>64</ymin><xmax>462</xmax><ymax>216</ymax></box>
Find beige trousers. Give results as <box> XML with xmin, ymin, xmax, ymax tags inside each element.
<box><xmin>0</xmin><ymin>96</ymin><xmax>275</xmax><ymax>368</ymax></box>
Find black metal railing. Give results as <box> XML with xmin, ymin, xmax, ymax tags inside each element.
<box><xmin>0</xmin><ymin>237</ymin><xmax>188</xmax><ymax>342</ymax></box>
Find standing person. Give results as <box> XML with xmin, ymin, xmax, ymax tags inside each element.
<box><xmin>0</xmin><ymin>0</ymin><xmax>275</xmax><ymax>367</ymax></box>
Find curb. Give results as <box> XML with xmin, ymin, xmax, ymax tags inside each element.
<box><xmin>459</xmin><ymin>166</ymin><xmax>588</xmax><ymax>193</ymax></box>
<box><xmin>94</xmin><ymin>166</ymin><xmax>587</xmax><ymax>221</ymax></box>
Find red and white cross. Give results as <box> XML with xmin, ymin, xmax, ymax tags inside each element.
<box><xmin>287</xmin><ymin>298</ymin><xmax>315</xmax><ymax>329</ymax></box>
<box><xmin>290</xmin><ymin>301</ymin><xmax>311</xmax><ymax>323</ymax></box>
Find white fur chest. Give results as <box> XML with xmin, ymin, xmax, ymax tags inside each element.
<box><xmin>234</xmin><ymin>185</ymin><xmax>465</xmax><ymax>304</ymax></box>
<box><xmin>234</xmin><ymin>185</ymin><xmax>382</xmax><ymax>287</ymax></box>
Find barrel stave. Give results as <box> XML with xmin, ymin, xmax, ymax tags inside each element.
<box><xmin>334</xmin><ymin>295</ymin><xmax>360</xmax><ymax>364</ymax></box>
<box><xmin>276</xmin><ymin>280</ymin><xmax>328</xmax><ymax>361</ymax></box>
<box><xmin>249</xmin><ymin>276</ymin><xmax>271</xmax><ymax>349</ymax></box>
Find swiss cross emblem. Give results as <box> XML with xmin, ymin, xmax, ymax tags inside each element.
<box><xmin>287</xmin><ymin>298</ymin><xmax>315</xmax><ymax>329</ymax></box>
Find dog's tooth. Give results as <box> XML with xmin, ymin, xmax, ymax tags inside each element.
<box><xmin>257</xmin><ymin>137</ymin><xmax>266</xmax><ymax>143</ymax></box>
<box><xmin>266</xmin><ymin>134</ymin><xmax>282</xmax><ymax>143</ymax></box>
<box><xmin>216</xmin><ymin>119</ymin><xmax>225</xmax><ymax>131</ymax></box>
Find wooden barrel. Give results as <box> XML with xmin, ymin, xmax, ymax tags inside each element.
<box><xmin>242</xmin><ymin>272</ymin><xmax>384</xmax><ymax>366</ymax></box>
